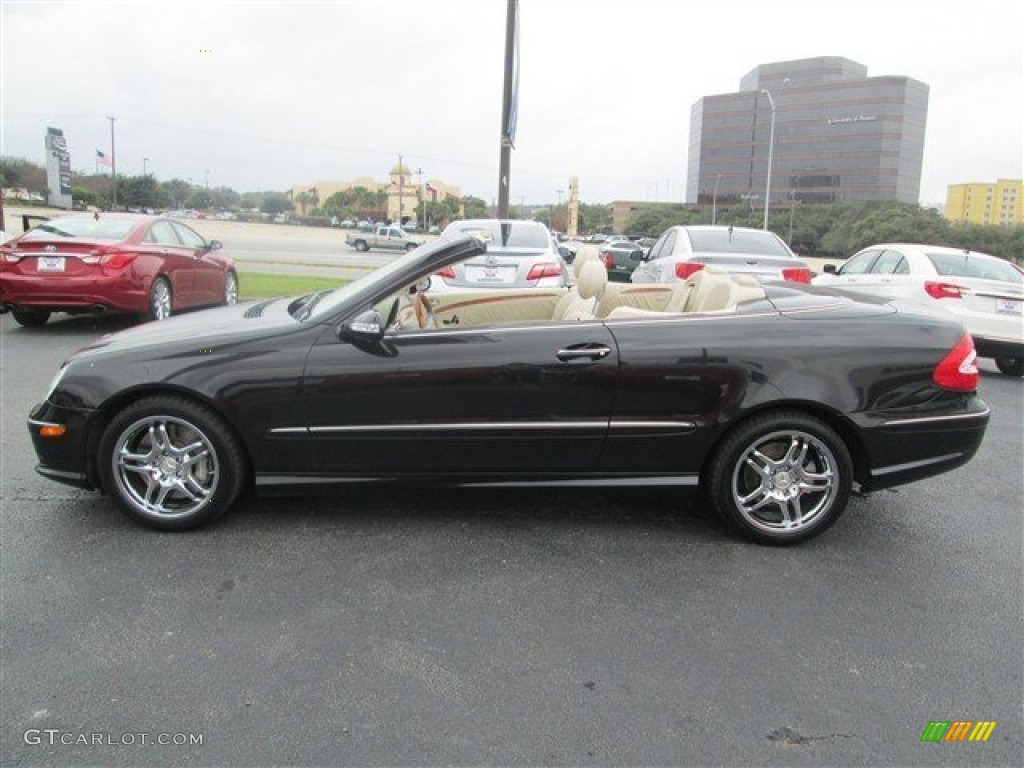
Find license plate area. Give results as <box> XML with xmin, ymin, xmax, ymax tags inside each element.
<box><xmin>36</xmin><ymin>256</ymin><xmax>66</xmax><ymax>272</ymax></box>
<box><xmin>466</xmin><ymin>265</ymin><xmax>516</xmax><ymax>284</ymax></box>
<box><xmin>996</xmin><ymin>298</ymin><xmax>1022</xmax><ymax>315</ymax></box>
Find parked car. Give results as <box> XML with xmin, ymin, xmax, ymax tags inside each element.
<box><xmin>346</xmin><ymin>225</ymin><xmax>424</xmax><ymax>253</ymax></box>
<box><xmin>0</xmin><ymin>213</ymin><xmax>237</xmax><ymax>326</ymax></box>
<box><xmin>598</xmin><ymin>238</ymin><xmax>646</xmax><ymax>282</ymax></box>
<box><xmin>28</xmin><ymin>235</ymin><xmax>988</xmax><ymax>544</ymax></box>
<box><xmin>432</xmin><ymin>219</ymin><xmax>568</xmax><ymax>289</ymax></box>
<box><xmin>630</xmin><ymin>225</ymin><xmax>811</xmax><ymax>284</ymax></box>
<box><xmin>813</xmin><ymin>243</ymin><xmax>1024</xmax><ymax>376</ymax></box>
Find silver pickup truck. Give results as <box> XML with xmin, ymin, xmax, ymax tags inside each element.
<box><xmin>345</xmin><ymin>225</ymin><xmax>425</xmax><ymax>253</ymax></box>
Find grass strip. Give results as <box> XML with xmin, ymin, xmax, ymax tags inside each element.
<box><xmin>239</xmin><ymin>272</ymin><xmax>350</xmax><ymax>300</ymax></box>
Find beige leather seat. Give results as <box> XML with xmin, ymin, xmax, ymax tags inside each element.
<box><xmin>553</xmin><ymin>245</ymin><xmax>601</xmax><ymax>319</ymax></box>
<box><xmin>553</xmin><ymin>259</ymin><xmax>608</xmax><ymax>321</ymax></box>
<box><xmin>689</xmin><ymin>273</ymin><xmax>768</xmax><ymax>313</ymax></box>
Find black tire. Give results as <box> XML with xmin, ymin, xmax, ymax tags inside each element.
<box><xmin>354</xmin><ymin>240</ymin><xmax>369</xmax><ymax>252</ymax></box>
<box><xmin>405</xmin><ymin>242</ymin><xmax>418</xmax><ymax>252</ymax></box>
<box><xmin>147</xmin><ymin>277</ymin><xmax>173</xmax><ymax>321</ymax></box>
<box><xmin>97</xmin><ymin>395</ymin><xmax>247</xmax><ymax>531</ymax></box>
<box><xmin>707</xmin><ymin>410</ymin><xmax>853</xmax><ymax>545</ymax></box>
<box><xmin>11</xmin><ymin>309</ymin><xmax>51</xmax><ymax>327</ymax></box>
<box><xmin>223</xmin><ymin>270</ymin><xmax>239</xmax><ymax>306</ymax></box>
<box><xmin>994</xmin><ymin>356</ymin><xmax>1024</xmax><ymax>377</ymax></box>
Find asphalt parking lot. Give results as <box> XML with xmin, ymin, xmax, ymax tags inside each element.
<box><xmin>1</xmin><ymin>307</ymin><xmax>1022</xmax><ymax>766</ymax></box>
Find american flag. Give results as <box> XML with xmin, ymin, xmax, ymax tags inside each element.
<box><xmin>96</xmin><ymin>149</ymin><xmax>113</xmax><ymax>168</ymax></box>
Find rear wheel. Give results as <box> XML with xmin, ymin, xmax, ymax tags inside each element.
<box><xmin>147</xmin><ymin>277</ymin><xmax>172</xmax><ymax>321</ymax></box>
<box><xmin>708</xmin><ymin>411</ymin><xmax>852</xmax><ymax>544</ymax></box>
<box><xmin>995</xmin><ymin>356</ymin><xmax>1024</xmax><ymax>377</ymax></box>
<box><xmin>11</xmin><ymin>309</ymin><xmax>51</xmax><ymax>327</ymax></box>
<box><xmin>98</xmin><ymin>395</ymin><xmax>247</xmax><ymax>530</ymax></box>
<box><xmin>405</xmin><ymin>242</ymin><xmax>418</xmax><ymax>252</ymax></box>
<box><xmin>354</xmin><ymin>240</ymin><xmax>369</xmax><ymax>252</ymax></box>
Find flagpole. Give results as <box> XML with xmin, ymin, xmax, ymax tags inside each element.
<box><xmin>107</xmin><ymin>115</ymin><xmax>117</xmax><ymax>209</ymax></box>
<box><xmin>497</xmin><ymin>0</ymin><xmax>517</xmax><ymax>219</ymax></box>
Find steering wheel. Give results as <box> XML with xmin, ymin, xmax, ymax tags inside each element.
<box><xmin>413</xmin><ymin>291</ymin><xmax>436</xmax><ymax>329</ymax></box>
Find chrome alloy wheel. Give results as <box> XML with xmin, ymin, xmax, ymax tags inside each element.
<box><xmin>224</xmin><ymin>272</ymin><xmax>239</xmax><ymax>305</ymax></box>
<box><xmin>731</xmin><ymin>429</ymin><xmax>839</xmax><ymax>533</ymax></box>
<box><xmin>112</xmin><ymin>415</ymin><xmax>220</xmax><ymax>520</ymax></box>
<box><xmin>151</xmin><ymin>279</ymin><xmax>172</xmax><ymax>320</ymax></box>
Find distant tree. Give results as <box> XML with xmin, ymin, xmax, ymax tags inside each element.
<box><xmin>260</xmin><ymin>192</ymin><xmax>293</xmax><ymax>216</ymax></box>
<box><xmin>119</xmin><ymin>175</ymin><xmax>169</xmax><ymax>210</ymax></box>
<box><xmin>1</xmin><ymin>156</ymin><xmax>46</xmax><ymax>192</ymax></box>
<box><xmin>577</xmin><ymin>202</ymin><xmax>612</xmax><ymax>234</ymax></box>
<box><xmin>623</xmin><ymin>204</ymin><xmax>697</xmax><ymax>237</ymax></box>
<box><xmin>161</xmin><ymin>178</ymin><xmax>194</xmax><ymax>208</ymax></box>
<box><xmin>463</xmin><ymin>195</ymin><xmax>487</xmax><ymax>219</ymax></box>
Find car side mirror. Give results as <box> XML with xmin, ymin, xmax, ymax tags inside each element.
<box><xmin>823</xmin><ymin>264</ymin><xmax>837</xmax><ymax>274</ymax></box>
<box><xmin>208</xmin><ymin>240</ymin><xmax>223</xmax><ymax>251</ymax></box>
<box><xmin>340</xmin><ymin>309</ymin><xmax>385</xmax><ymax>343</ymax></box>
<box><xmin>632</xmin><ymin>249</ymin><xmax>648</xmax><ymax>262</ymax></box>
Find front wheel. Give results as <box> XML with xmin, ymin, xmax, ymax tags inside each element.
<box><xmin>97</xmin><ymin>395</ymin><xmax>247</xmax><ymax>530</ymax></box>
<box><xmin>223</xmin><ymin>270</ymin><xmax>239</xmax><ymax>306</ymax></box>
<box><xmin>11</xmin><ymin>309</ymin><xmax>51</xmax><ymax>327</ymax></box>
<box><xmin>405</xmin><ymin>242</ymin><xmax>418</xmax><ymax>252</ymax></box>
<box><xmin>995</xmin><ymin>356</ymin><xmax>1024</xmax><ymax>377</ymax></box>
<box><xmin>707</xmin><ymin>411</ymin><xmax>852</xmax><ymax>544</ymax></box>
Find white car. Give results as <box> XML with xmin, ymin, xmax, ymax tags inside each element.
<box><xmin>630</xmin><ymin>225</ymin><xmax>812</xmax><ymax>284</ymax></box>
<box><xmin>432</xmin><ymin>219</ymin><xmax>568</xmax><ymax>290</ymax></box>
<box><xmin>814</xmin><ymin>243</ymin><xmax>1024</xmax><ymax>376</ymax></box>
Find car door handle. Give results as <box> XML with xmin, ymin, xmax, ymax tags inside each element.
<box><xmin>556</xmin><ymin>345</ymin><xmax>612</xmax><ymax>362</ymax></box>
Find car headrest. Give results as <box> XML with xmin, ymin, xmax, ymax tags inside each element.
<box><xmin>577</xmin><ymin>259</ymin><xmax>608</xmax><ymax>300</ymax></box>
<box><xmin>572</xmin><ymin>245</ymin><xmax>600</xmax><ymax>277</ymax></box>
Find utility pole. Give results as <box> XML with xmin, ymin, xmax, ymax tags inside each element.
<box><xmin>398</xmin><ymin>154</ymin><xmax>403</xmax><ymax>225</ymax></box>
<box><xmin>497</xmin><ymin>0</ymin><xmax>518</xmax><ymax>218</ymax></box>
<box><xmin>107</xmin><ymin>115</ymin><xmax>117</xmax><ymax>208</ymax></box>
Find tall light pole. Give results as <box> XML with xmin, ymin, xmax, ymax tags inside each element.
<box><xmin>143</xmin><ymin>157</ymin><xmax>149</xmax><ymax>176</ymax></box>
<box><xmin>204</xmin><ymin>169</ymin><xmax>210</xmax><ymax>189</ymax></box>
<box><xmin>555</xmin><ymin>189</ymin><xmax>563</xmax><ymax>230</ymax></box>
<box><xmin>760</xmin><ymin>89</ymin><xmax>776</xmax><ymax>230</ymax></box>
<box><xmin>497</xmin><ymin>0</ymin><xmax>518</xmax><ymax>218</ymax></box>
<box><xmin>416</xmin><ymin>167</ymin><xmax>424</xmax><ymax>230</ymax></box>
<box><xmin>711</xmin><ymin>173</ymin><xmax>723</xmax><ymax>226</ymax></box>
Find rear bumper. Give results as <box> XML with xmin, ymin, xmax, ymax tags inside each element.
<box><xmin>0</xmin><ymin>272</ymin><xmax>147</xmax><ymax>314</ymax></box>
<box><xmin>857</xmin><ymin>398</ymin><xmax>990</xmax><ymax>491</ymax></box>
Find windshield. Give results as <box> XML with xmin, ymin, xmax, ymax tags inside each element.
<box><xmin>443</xmin><ymin>220</ymin><xmax>551</xmax><ymax>249</ymax></box>
<box><xmin>687</xmin><ymin>229</ymin><xmax>792</xmax><ymax>257</ymax></box>
<box><xmin>303</xmin><ymin>244</ymin><xmax>429</xmax><ymax>321</ymax></box>
<box><xmin>927</xmin><ymin>252</ymin><xmax>1023</xmax><ymax>283</ymax></box>
<box><xmin>23</xmin><ymin>217</ymin><xmax>138</xmax><ymax>241</ymax></box>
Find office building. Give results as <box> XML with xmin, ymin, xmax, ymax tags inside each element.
<box><xmin>945</xmin><ymin>179</ymin><xmax>1023</xmax><ymax>226</ymax></box>
<box><xmin>687</xmin><ymin>57</ymin><xmax>929</xmax><ymax>209</ymax></box>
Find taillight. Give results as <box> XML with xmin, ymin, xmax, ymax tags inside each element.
<box><xmin>0</xmin><ymin>247</ymin><xmax>20</xmax><ymax>263</ymax></box>
<box><xmin>100</xmin><ymin>251</ymin><xmax>138</xmax><ymax>270</ymax></box>
<box><xmin>675</xmin><ymin>262</ymin><xmax>705</xmax><ymax>280</ymax></box>
<box><xmin>933</xmin><ymin>335</ymin><xmax>979</xmax><ymax>391</ymax></box>
<box><xmin>925</xmin><ymin>281</ymin><xmax>964</xmax><ymax>300</ymax></box>
<box><xmin>436</xmin><ymin>266</ymin><xmax>456</xmax><ymax>280</ymax></box>
<box><xmin>526</xmin><ymin>262</ymin><xmax>563</xmax><ymax>281</ymax></box>
<box><xmin>782</xmin><ymin>267</ymin><xmax>812</xmax><ymax>283</ymax></box>
<box><xmin>600</xmin><ymin>250</ymin><xmax>614</xmax><ymax>269</ymax></box>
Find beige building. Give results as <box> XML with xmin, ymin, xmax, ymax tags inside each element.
<box><xmin>290</xmin><ymin>165</ymin><xmax>461</xmax><ymax>224</ymax></box>
<box><xmin>945</xmin><ymin>179</ymin><xmax>1023</xmax><ymax>227</ymax></box>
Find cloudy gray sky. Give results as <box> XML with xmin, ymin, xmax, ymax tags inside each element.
<box><xmin>2</xmin><ymin>0</ymin><xmax>1021</xmax><ymax>206</ymax></box>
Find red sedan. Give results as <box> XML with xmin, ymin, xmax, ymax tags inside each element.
<box><xmin>0</xmin><ymin>213</ymin><xmax>238</xmax><ymax>327</ymax></box>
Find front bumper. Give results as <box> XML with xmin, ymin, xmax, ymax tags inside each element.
<box><xmin>28</xmin><ymin>401</ymin><xmax>98</xmax><ymax>490</ymax></box>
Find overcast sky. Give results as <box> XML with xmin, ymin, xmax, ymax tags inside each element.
<box><xmin>2</xmin><ymin>0</ymin><xmax>1021</xmax><ymax>207</ymax></box>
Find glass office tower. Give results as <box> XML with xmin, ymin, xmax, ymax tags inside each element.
<box><xmin>687</xmin><ymin>57</ymin><xmax>929</xmax><ymax>208</ymax></box>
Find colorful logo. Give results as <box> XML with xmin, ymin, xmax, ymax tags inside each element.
<box><xmin>921</xmin><ymin>721</ymin><xmax>997</xmax><ymax>742</ymax></box>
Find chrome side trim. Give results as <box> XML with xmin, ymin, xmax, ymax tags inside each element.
<box><xmin>28</xmin><ymin>418</ymin><xmax>64</xmax><ymax>429</ymax></box>
<box><xmin>254</xmin><ymin>474</ymin><xmax>701</xmax><ymax>489</ymax></box>
<box><xmin>872</xmin><ymin>453</ymin><xmax>964</xmax><ymax>477</ymax></box>
<box><xmin>269</xmin><ymin>419</ymin><xmax>696</xmax><ymax>436</ymax></box>
<box><xmin>881</xmin><ymin>407</ymin><xmax>990</xmax><ymax>427</ymax></box>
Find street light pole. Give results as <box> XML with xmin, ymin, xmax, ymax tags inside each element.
<box><xmin>106</xmin><ymin>115</ymin><xmax>117</xmax><ymax>208</ymax></box>
<box><xmin>143</xmin><ymin>157</ymin><xmax>149</xmax><ymax>176</ymax></box>
<box><xmin>712</xmin><ymin>173</ymin><xmax>723</xmax><ymax>226</ymax></box>
<box><xmin>760</xmin><ymin>89</ymin><xmax>776</xmax><ymax>230</ymax></box>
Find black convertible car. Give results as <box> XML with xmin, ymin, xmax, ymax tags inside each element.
<box><xmin>28</xmin><ymin>235</ymin><xmax>989</xmax><ymax>544</ymax></box>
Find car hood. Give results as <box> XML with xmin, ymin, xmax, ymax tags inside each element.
<box><xmin>68</xmin><ymin>298</ymin><xmax>299</xmax><ymax>361</ymax></box>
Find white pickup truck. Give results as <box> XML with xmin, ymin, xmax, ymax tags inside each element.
<box><xmin>345</xmin><ymin>225</ymin><xmax>425</xmax><ymax>253</ymax></box>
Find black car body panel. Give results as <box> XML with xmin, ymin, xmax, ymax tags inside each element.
<box><xmin>29</xmin><ymin>236</ymin><xmax>989</xmax><ymax>534</ymax></box>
